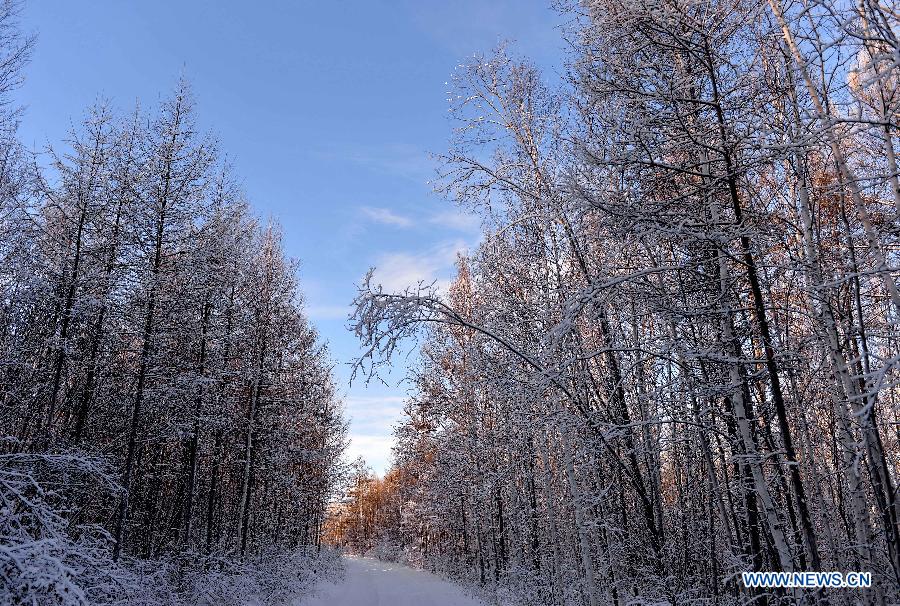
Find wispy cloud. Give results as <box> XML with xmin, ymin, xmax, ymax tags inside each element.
<box><xmin>429</xmin><ymin>210</ymin><xmax>480</xmax><ymax>233</ymax></box>
<box><xmin>361</xmin><ymin>206</ymin><xmax>414</xmax><ymax>228</ymax></box>
<box><xmin>313</xmin><ymin>142</ymin><xmax>435</xmax><ymax>184</ymax></box>
<box><xmin>371</xmin><ymin>239</ymin><xmax>470</xmax><ymax>293</ymax></box>
<box><xmin>405</xmin><ymin>0</ymin><xmax>564</xmax><ymax>63</ymax></box>
<box><xmin>345</xmin><ymin>143</ymin><xmax>434</xmax><ymax>183</ymax></box>
<box><xmin>305</xmin><ymin>304</ymin><xmax>352</xmax><ymax>321</ymax></box>
<box><xmin>345</xmin><ymin>395</ymin><xmax>407</xmax><ymax>435</ymax></box>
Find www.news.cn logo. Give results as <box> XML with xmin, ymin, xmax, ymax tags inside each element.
<box><xmin>742</xmin><ymin>571</ymin><xmax>872</xmax><ymax>589</ymax></box>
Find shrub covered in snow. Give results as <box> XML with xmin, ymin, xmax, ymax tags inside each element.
<box><xmin>0</xmin><ymin>445</ymin><xmax>123</xmax><ymax>605</ymax></box>
<box><xmin>107</xmin><ymin>547</ymin><xmax>342</xmax><ymax>606</ymax></box>
<box><xmin>0</xmin><ymin>439</ymin><xmax>341</xmax><ymax>605</ymax></box>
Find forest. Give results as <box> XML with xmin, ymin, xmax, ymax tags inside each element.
<box><xmin>329</xmin><ymin>0</ymin><xmax>900</xmax><ymax>604</ymax></box>
<box><xmin>3</xmin><ymin>0</ymin><xmax>900</xmax><ymax>604</ymax></box>
<box><xmin>0</xmin><ymin>1</ymin><xmax>347</xmax><ymax>603</ymax></box>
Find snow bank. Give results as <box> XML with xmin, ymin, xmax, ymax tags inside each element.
<box><xmin>108</xmin><ymin>547</ymin><xmax>342</xmax><ymax>606</ymax></box>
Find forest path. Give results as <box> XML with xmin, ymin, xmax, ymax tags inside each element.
<box><xmin>300</xmin><ymin>556</ymin><xmax>485</xmax><ymax>606</ymax></box>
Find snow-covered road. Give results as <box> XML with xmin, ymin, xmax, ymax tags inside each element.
<box><xmin>300</xmin><ymin>556</ymin><xmax>485</xmax><ymax>606</ymax></box>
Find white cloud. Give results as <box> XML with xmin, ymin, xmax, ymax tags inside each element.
<box><xmin>305</xmin><ymin>304</ymin><xmax>352</xmax><ymax>321</ymax></box>
<box><xmin>360</xmin><ymin>206</ymin><xmax>414</xmax><ymax>228</ymax></box>
<box><xmin>346</xmin><ymin>434</ymin><xmax>395</xmax><ymax>475</ymax></box>
<box><xmin>342</xmin><ymin>394</ymin><xmax>407</xmax><ymax>475</ymax></box>
<box><xmin>429</xmin><ymin>210</ymin><xmax>480</xmax><ymax>233</ymax></box>
<box><xmin>373</xmin><ymin>251</ymin><xmax>441</xmax><ymax>291</ymax></box>
<box><xmin>345</xmin><ymin>395</ymin><xmax>407</xmax><ymax>435</ymax></box>
<box><xmin>372</xmin><ymin>239</ymin><xmax>470</xmax><ymax>294</ymax></box>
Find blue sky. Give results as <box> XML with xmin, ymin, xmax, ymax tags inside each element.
<box><xmin>15</xmin><ymin>0</ymin><xmax>566</xmax><ymax>474</ymax></box>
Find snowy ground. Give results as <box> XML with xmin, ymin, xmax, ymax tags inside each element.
<box><xmin>299</xmin><ymin>556</ymin><xmax>485</xmax><ymax>606</ymax></box>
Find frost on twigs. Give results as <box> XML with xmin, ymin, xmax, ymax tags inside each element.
<box><xmin>0</xmin><ymin>443</ymin><xmax>121</xmax><ymax>605</ymax></box>
<box><xmin>350</xmin><ymin>268</ymin><xmax>445</xmax><ymax>385</ymax></box>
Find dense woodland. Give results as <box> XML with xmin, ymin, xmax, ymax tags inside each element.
<box><xmin>4</xmin><ymin>0</ymin><xmax>900</xmax><ymax>603</ymax></box>
<box><xmin>337</xmin><ymin>0</ymin><xmax>900</xmax><ymax>604</ymax></box>
<box><xmin>0</xmin><ymin>1</ymin><xmax>347</xmax><ymax>603</ymax></box>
